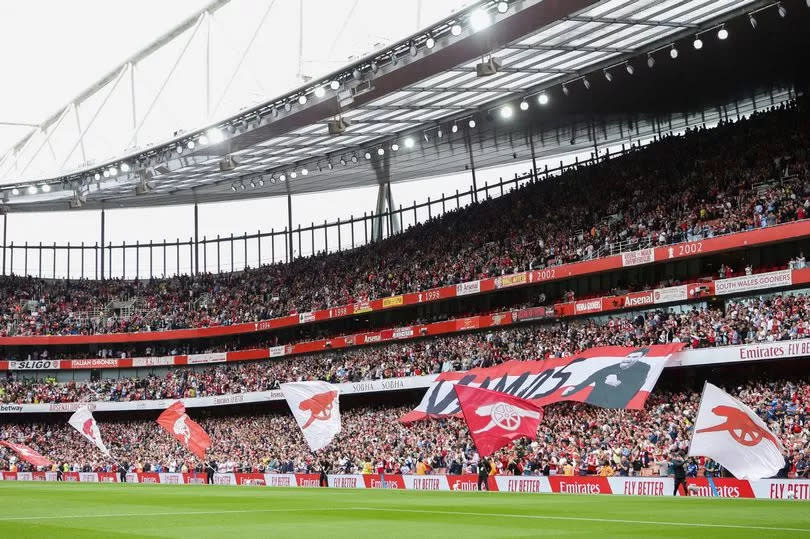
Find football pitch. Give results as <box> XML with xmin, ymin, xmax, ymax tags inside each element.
<box><xmin>1</xmin><ymin>483</ymin><xmax>809</xmax><ymax>538</ymax></box>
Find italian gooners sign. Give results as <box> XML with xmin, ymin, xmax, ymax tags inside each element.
<box><xmin>401</xmin><ymin>344</ymin><xmax>684</xmax><ymax>422</ymax></box>
<box><xmin>281</xmin><ymin>381</ymin><xmax>341</xmax><ymax>451</ymax></box>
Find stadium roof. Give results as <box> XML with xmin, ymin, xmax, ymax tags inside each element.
<box><xmin>0</xmin><ymin>0</ymin><xmax>783</xmax><ymax>212</ymax></box>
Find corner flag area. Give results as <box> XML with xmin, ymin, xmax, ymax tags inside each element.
<box><xmin>1</xmin><ymin>483</ymin><xmax>808</xmax><ymax>538</ymax></box>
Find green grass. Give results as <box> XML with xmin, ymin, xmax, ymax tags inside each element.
<box><xmin>0</xmin><ymin>482</ymin><xmax>808</xmax><ymax>538</ymax></box>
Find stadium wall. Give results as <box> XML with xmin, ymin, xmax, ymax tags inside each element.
<box><xmin>2</xmin><ymin>472</ymin><xmax>808</xmax><ymax>499</ymax></box>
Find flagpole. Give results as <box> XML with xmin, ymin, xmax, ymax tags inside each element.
<box><xmin>686</xmin><ymin>380</ymin><xmax>710</xmax><ymax>458</ymax></box>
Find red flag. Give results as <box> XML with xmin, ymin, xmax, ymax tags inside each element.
<box><xmin>0</xmin><ymin>441</ymin><xmax>53</xmax><ymax>468</ymax></box>
<box><xmin>156</xmin><ymin>401</ymin><xmax>211</xmax><ymax>459</ymax></box>
<box><xmin>454</xmin><ymin>385</ymin><xmax>544</xmax><ymax>457</ymax></box>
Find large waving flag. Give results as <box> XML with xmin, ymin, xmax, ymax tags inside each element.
<box><xmin>401</xmin><ymin>344</ymin><xmax>684</xmax><ymax>422</ymax></box>
<box><xmin>156</xmin><ymin>401</ymin><xmax>211</xmax><ymax>459</ymax></box>
<box><xmin>0</xmin><ymin>441</ymin><xmax>53</xmax><ymax>468</ymax></box>
<box><xmin>688</xmin><ymin>382</ymin><xmax>785</xmax><ymax>480</ymax></box>
<box><xmin>455</xmin><ymin>385</ymin><xmax>543</xmax><ymax>457</ymax></box>
<box><xmin>68</xmin><ymin>406</ymin><xmax>110</xmax><ymax>457</ymax></box>
<box><xmin>281</xmin><ymin>381</ymin><xmax>341</xmax><ymax>451</ymax></box>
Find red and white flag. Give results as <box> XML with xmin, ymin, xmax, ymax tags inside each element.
<box><xmin>0</xmin><ymin>441</ymin><xmax>53</xmax><ymax>468</ymax></box>
<box><xmin>280</xmin><ymin>381</ymin><xmax>341</xmax><ymax>451</ymax></box>
<box><xmin>454</xmin><ymin>385</ymin><xmax>544</xmax><ymax>457</ymax></box>
<box><xmin>68</xmin><ymin>406</ymin><xmax>110</xmax><ymax>457</ymax></box>
<box><xmin>156</xmin><ymin>401</ymin><xmax>211</xmax><ymax>459</ymax></box>
<box><xmin>688</xmin><ymin>382</ymin><xmax>785</xmax><ymax>480</ymax></box>
<box><xmin>402</xmin><ymin>344</ymin><xmax>684</xmax><ymax>422</ymax></box>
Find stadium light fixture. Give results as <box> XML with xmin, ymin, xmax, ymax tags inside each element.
<box><xmin>583</xmin><ymin>77</ymin><xmax>591</xmax><ymax>90</ymax></box>
<box><xmin>327</xmin><ymin>162</ymin><xmax>333</xmax><ymax>170</ymax></box>
<box><xmin>500</xmin><ymin>105</ymin><xmax>513</xmax><ymax>119</ymax></box>
<box><xmin>451</xmin><ymin>24</ymin><xmax>462</xmax><ymax>36</ymax></box>
<box><xmin>11</xmin><ymin>188</ymin><xmax>19</xmax><ymax>196</ymax></box>
<box><xmin>519</xmin><ymin>100</ymin><xmax>529</xmax><ymax>111</ymax></box>
<box><xmin>410</xmin><ymin>42</ymin><xmax>418</xmax><ymax>56</ymax></box>
<box><xmin>497</xmin><ymin>1</ymin><xmax>509</xmax><ymax>14</ymax></box>
<box><xmin>647</xmin><ymin>54</ymin><xmax>655</xmax><ymax>68</ymax></box>
<box><xmin>258</xmin><ymin>178</ymin><xmax>264</xmax><ymax>187</ymax></box>
<box><xmin>693</xmin><ymin>36</ymin><xmax>703</xmax><ymax>49</ymax></box>
<box><xmin>625</xmin><ymin>62</ymin><xmax>634</xmax><ymax>75</ymax></box>
<box><xmin>604</xmin><ymin>70</ymin><xmax>613</xmax><ymax>82</ymax></box>
<box><xmin>176</xmin><ymin>145</ymin><xmax>183</xmax><ymax>154</ymax></box>
<box><xmin>370</xmin><ymin>61</ymin><xmax>379</xmax><ymax>73</ymax></box>
<box><xmin>352</xmin><ymin>68</ymin><xmax>361</xmax><ymax>80</ymax></box>
<box><xmin>391</xmin><ymin>143</ymin><xmax>399</xmax><ymax>151</ymax></box>
<box><xmin>94</xmin><ymin>173</ymin><xmax>101</xmax><ymax>181</ymax></box>
<box><xmin>301</xmin><ymin>168</ymin><xmax>309</xmax><ymax>175</ymax></box>
<box><xmin>468</xmin><ymin>119</ymin><xmax>476</xmax><ymax>128</ymax></box>
<box><xmin>290</xmin><ymin>171</ymin><xmax>298</xmax><ymax>179</ymax></box>
<box><xmin>330</xmin><ymin>80</ymin><xmax>340</xmax><ymax>90</ymax></box>
<box><xmin>670</xmin><ymin>44</ymin><xmax>679</xmax><ymax>59</ymax></box>
<box><xmin>364</xmin><ymin>151</ymin><xmax>372</xmax><ymax>160</ymax></box>
<box><xmin>103</xmin><ymin>170</ymin><xmax>110</xmax><ymax>178</ymax></box>
<box><xmin>27</xmin><ymin>185</ymin><xmax>37</xmax><ymax>195</ymax></box>
<box><xmin>351</xmin><ymin>154</ymin><xmax>358</xmax><ymax>163</ymax></box>
<box><xmin>426</xmin><ymin>37</ymin><xmax>435</xmax><ymax>49</ymax></box>
<box><xmin>561</xmin><ymin>83</ymin><xmax>569</xmax><ymax>96</ymax></box>
<box><xmin>404</xmin><ymin>137</ymin><xmax>415</xmax><ymax>148</ymax></box>
<box><xmin>437</xmin><ymin>128</ymin><xmax>443</xmax><ymax>138</ymax></box>
<box><xmin>230</xmin><ymin>184</ymin><xmax>237</xmax><ymax>192</ymax></box>
<box><xmin>423</xmin><ymin>132</ymin><xmax>429</xmax><ymax>142</ymax></box>
<box><xmin>314</xmin><ymin>86</ymin><xmax>326</xmax><ymax>98</ymax></box>
<box><xmin>340</xmin><ymin>158</ymin><xmax>347</xmax><ymax>165</ymax></box>
<box><xmin>470</xmin><ymin>9</ymin><xmax>491</xmax><ymax>31</ymax></box>
<box><xmin>249</xmin><ymin>179</ymin><xmax>256</xmax><ymax>188</ymax></box>
<box><xmin>207</xmin><ymin>128</ymin><xmax>225</xmax><ymax>144</ymax></box>
<box><xmin>777</xmin><ymin>2</ymin><xmax>787</xmax><ymax>17</ymax></box>
<box><xmin>41</xmin><ymin>184</ymin><xmax>51</xmax><ymax>193</ymax></box>
<box><xmin>717</xmin><ymin>26</ymin><xmax>728</xmax><ymax>40</ymax></box>
<box><xmin>749</xmin><ymin>13</ymin><xmax>757</xmax><ymax>28</ymax></box>
<box><xmin>377</xmin><ymin>148</ymin><xmax>385</xmax><ymax>156</ymax></box>
<box><xmin>538</xmin><ymin>92</ymin><xmax>549</xmax><ymax>105</ymax></box>
<box><xmin>279</xmin><ymin>173</ymin><xmax>287</xmax><ymax>182</ymax></box>
<box><xmin>110</xmin><ymin>167</ymin><xmax>118</xmax><ymax>176</ymax></box>
<box><xmin>451</xmin><ymin>123</ymin><xmax>458</xmax><ymax>133</ymax></box>
<box><xmin>121</xmin><ymin>162</ymin><xmax>131</xmax><ymax>172</ymax></box>
<box><xmin>298</xmin><ymin>95</ymin><xmax>308</xmax><ymax>105</ymax></box>
<box><xmin>186</xmin><ymin>140</ymin><xmax>195</xmax><ymax>150</ymax></box>
<box><xmin>239</xmin><ymin>182</ymin><xmax>246</xmax><ymax>190</ymax></box>
<box><xmin>198</xmin><ymin>134</ymin><xmax>209</xmax><ymax>146</ymax></box>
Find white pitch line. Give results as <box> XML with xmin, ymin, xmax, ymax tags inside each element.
<box><xmin>349</xmin><ymin>507</ymin><xmax>810</xmax><ymax>533</ymax></box>
<box><xmin>0</xmin><ymin>507</ymin><xmax>344</xmax><ymax>522</ymax></box>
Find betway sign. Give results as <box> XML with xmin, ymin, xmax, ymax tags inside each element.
<box><xmin>0</xmin><ymin>375</ymin><xmax>436</xmax><ymax>414</ymax></box>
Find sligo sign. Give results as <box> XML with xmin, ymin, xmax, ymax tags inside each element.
<box><xmin>9</xmin><ymin>360</ymin><xmax>60</xmax><ymax>370</ymax></box>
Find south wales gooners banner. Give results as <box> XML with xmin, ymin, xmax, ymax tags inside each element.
<box><xmin>401</xmin><ymin>344</ymin><xmax>684</xmax><ymax>422</ymax></box>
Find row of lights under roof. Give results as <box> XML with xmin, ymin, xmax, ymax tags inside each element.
<box><xmin>7</xmin><ymin>2</ymin><xmax>514</xmax><ymax>199</ymax></box>
<box><xmin>553</xmin><ymin>1</ymin><xmax>803</xmax><ymax>95</ymax></box>
<box><xmin>245</xmin><ymin>1</ymin><xmax>803</xmax><ymax>187</ymax></box>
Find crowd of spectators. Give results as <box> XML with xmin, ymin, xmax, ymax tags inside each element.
<box><xmin>4</xmin><ymin>292</ymin><xmax>810</xmax><ymax>404</ymax></box>
<box><xmin>1</xmin><ymin>375</ymin><xmax>806</xmax><ymax>478</ymax></box>
<box><xmin>0</xmin><ymin>101</ymin><xmax>808</xmax><ymax>337</ymax></box>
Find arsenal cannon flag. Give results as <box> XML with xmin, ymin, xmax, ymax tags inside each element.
<box><xmin>68</xmin><ymin>406</ymin><xmax>110</xmax><ymax>457</ymax></box>
<box><xmin>454</xmin><ymin>385</ymin><xmax>543</xmax><ymax>457</ymax></box>
<box><xmin>0</xmin><ymin>441</ymin><xmax>53</xmax><ymax>468</ymax></box>
<box><xmin>281</xmin><ymin>381</ymin><xmax>341</xmax><ymax>451</ymax></box>
<box><xmin>401</xmin><ymin>344</ymin><xmax>684</xmax><ymax>422</ymax></box>
<box><xmin>688</xmin><ymin>382</ymin><xmax>785</xmax><ymax>480</ymax></box>
<box><xmin>156</xmin><ymin>401</ymin><xmax>212</xmax><ymax>459</ymax></box>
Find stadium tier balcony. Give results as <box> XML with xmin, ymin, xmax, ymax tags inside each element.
<box><xmin>3</xmin><ymin>291</ymin><xmax>810</xmax><ymax>405</ymax></box>
<box><xmin>0</xmin><ymin>101</ymin><xmax>808</xmax><ymax>343</ymax></box>
<box><xmin>1</xmin><ymin>368</ymin><xmax>806</xmax><ymax>477</ymax></box>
